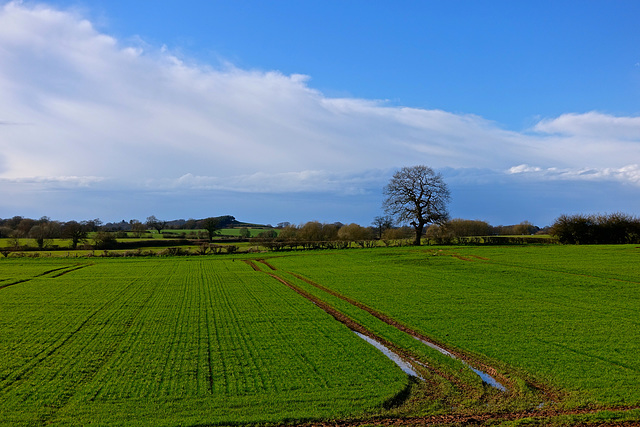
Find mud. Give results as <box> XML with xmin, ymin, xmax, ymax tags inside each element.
<box><xmin>413</xmin><ymin>337</ymin><xmax>506</xmax><ymax>391</ymax></box>
<box><xmin>298</xmin><ymin>405</ymin><xmax>640</xmax><ymax>427</ymax></box>
<box><xmin>354</xmin><ymin>331</ymin><xmax>423</xmax><ymax>379</ymax></box>
<box><xmin>286</xmin><ymin>271</ymin><xmax>520</xmax><ymax>396</ymax></box>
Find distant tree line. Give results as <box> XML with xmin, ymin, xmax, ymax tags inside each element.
<box><xmin>250</xmin><ymin>218</ymin><xmax>552</xmax><ymax>251</ymax></box>
<box><xmin>4</xmin><ymin>211</ymin><xmax>639</xmax><ymax>254</ymax></box>
<box><xmin>549</xmin><ymin>213</ymin><xmax>640</xmax><ymax>244</ymax></box>
<box><xmin>424</xmin><ymin>219</ymin><xmax>547</xmax><ymax>244</ymax></box>
<box><xmin>0</xmin><ymin>215</ymin><xmax>241</xmax><ymax>252</ymax></box>
<box><xmin>252</xmin><ymin>221</ymin><xmax>382</xmax><ymax>251</ymax></box>
<box><xmin>100</xmin><ymin>215</ymin><xmax>240</xmax><ymax>233</ymax></box>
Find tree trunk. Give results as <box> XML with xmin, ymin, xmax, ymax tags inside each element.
<box><xmin>413</xmin><ymin>222</ymin><xmax>424</xmax><ymax>246</ymax></box>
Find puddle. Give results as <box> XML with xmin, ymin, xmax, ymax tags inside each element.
<box><xmin>414</xmin><ymin>337</ymin><xmax>506</xmax><ymax>391</ymax></box>
<box><xmin>469</xmin><ymin>367</ymin><xmax>507</xmax><ymax>391</ymax></box>
<box><xmin>414</xmin><ymin>336</ymin><xmax>453</xmax><ymax>357</ymax></box>
<box><xmin>354</xmin><ymin>332</ymin><xmax>423</xmax><ymax>379</ymax></box>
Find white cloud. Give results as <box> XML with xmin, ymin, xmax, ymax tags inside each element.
<box><xmin>507</xmin><ymin>164</ymin><xmax>640</xmax><ymax>185</ymax></box>
<box><xmin>0</xmin><ymin>175</ymin><xmax>105</xmax><ymax>187</ymax></box>
<box><xmin>168</xmin><ymin>170</ymin><xmax>385</xmax><ymax>195</ymax></box>
<box><xmin>507</xmin><ymin>164</ymin><xmax>542</xmax><ymax>174</ymax></box>
<box><xmin>0</xmin><ymin>2</ymin><xmax>537</xmax><ymax>183</ymax></box>
<box><xmin>1</xmin><ymin>2</ymin><xmax>640</xmax><ymax>224</ymax></box>
<box><xmin>533</xmin><ymin>112</ymin><xmax>640</xmax><ymax>140</ymax></box>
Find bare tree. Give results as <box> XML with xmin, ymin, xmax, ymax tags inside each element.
<box><xmin>201</xmin><ymin>217</ymin><xmax>220</xmax><ymax>242</ymax></box>
<box><xmin>383</xmin><ymin>165</ymin><xmax>450</xmax><ymax>246</ymax></box>
<box><xmin>29</xmin><ymin>221</ymin><xmax>60</xmax><ymax>249</ymax></box>
<box><xmin>146</xmin><ymin>215</ymin><xmax>166</xmax><ymax>234</ymax></box>
<box><xmin>372</xmin><ymin>215</ymin><xmax>394</xmax><ymax>239</ymax></box>
<box><xmin>130</xmin><ymin>220</ymin><xmax>147</xmax><ymax>238</ymax></box>
<box><xmin>338</xmin><ymin>223</ymin><xmax>372</xmax><ymax>247</ymax></box>
<box><xmin>82</xmin><ymin>218</ymin><xmax>103</xmax><ymax>232</ymax></box>
<box><xmin>62</xmin><ymin>221</ymin><xmax>88</xmax><ymax>249</ymax></box>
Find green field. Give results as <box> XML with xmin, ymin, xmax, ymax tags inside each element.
<box><xmin>0</xmin><ymin>258</ymin><xmax>407</xmax><ymax>425</ymax></box>
<box><xmin>1</xmin><ymin>245</ymin><xmax>639</xmax><ymax>425</ymax></box>
<box><xmin>268</xmin><ymin>246</ymin><xmax>640</xmax><ymax>406</ymax></box>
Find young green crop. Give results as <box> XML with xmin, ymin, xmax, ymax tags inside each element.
<box><xmin>0</xmin><ymin>257</ymin><xmax>408</xmax><ymax>425</ymax></box>
<box><xmin>2</xmin><ymin>245</ymin><xmax>639</xmax><ymax>425</ymax></box>
<box><xmin>268</xmin><ymin>245</ymin><xmax>640</xmax><ymax>408</ymax></box>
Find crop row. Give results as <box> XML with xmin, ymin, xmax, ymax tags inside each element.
<box><xmin>0</xmin><ymin>257</ymin><xmax>408</xmax><ymax>425</ymax></box>
<box><xmin>267</xmin><ymin>245</ymin><xmax>640</xmax><ymax>408</ymax></box>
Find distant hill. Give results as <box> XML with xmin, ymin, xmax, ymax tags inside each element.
<box><xmin>102</xmin><ymin>215</ymin><xmax>270</xmax><ymax>231</ymax></box>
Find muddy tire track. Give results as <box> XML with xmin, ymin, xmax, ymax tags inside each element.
<box><xmin>256</xmin><ymin>259</ymin><xmax>568</xmax><ymax>403</ymax></box>
<box><xmin>50</xmin><ymin>264</ymin><xmax>91</xmax><ymax>277</ymax></box>
<box><xmin>0</xmin><ymin>278</ymin><xmax>30</xmax><ymax>290</ymax></box>
<box><xmin>0</xmin><ymin>263</ymin><xmax>92</xmax><ymax>290</ymax></box>
<box><xmin>248</xmin><ymin>258</ymin><xmax>640</xmax><ymax>426</ymax></box>
<box><xmin>299</xmin><ymin>405</ymin><xmax>640</xmax><ymax>427</ymax></box>
<box><xmin>244</xmin><ymin>260</ymin><xmax>469</xmax><ymax>394</ymax></box>
<box><xmin>281</xmin><ymin>271</ymin><xmax>543</xmax><ymax>399</ymax></box>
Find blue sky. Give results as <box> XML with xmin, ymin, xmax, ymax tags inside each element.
<box><xmin>1</xmin><ymin>1</ymin><xmax>639</xmax><ymax>227</ymax></box>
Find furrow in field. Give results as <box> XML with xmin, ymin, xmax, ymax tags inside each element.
<box><xmin>200</xmin><ymin>265</ymin><xmax>215</xmax><ymax>394</ymax></box>
<box><xmin>101</xmin><ymin>268</ymin><xmax>184</xmax><ymax>399</ymax></box>
<box><xmin>253</xmin><ymin>260</ymin><xmax>518</xmax><ymax>398</ymax></box>
<box><xmin>218</xmin><ymin>266</ymin><xmax>281</xmax><ymax>395</ymax></box>
<box><xmin>0</xmin><ymin>278</ymin><xmax>132</xmax><ymax>393</ymax></box>
<box><xmin>0</xmin><ymin>264</ymin><xmax>91</xmax><ymax>291</ymax></box>
<box><xmin>437</xmin><ymin>254</ymin><xmax>640</xmax><ymax>331</ymax></box>
<box><xmin>288</xmin><ymin>270</ymin><xmax>565</xmax><ymax>401</ymax></box>
<box><xmin>81</xmin><ymin>266</ymin><xmax>195</xmax><ymax>401</ymax></box>
<box><xmin>0</xmin><ymin>278</ymin><xmax>30</xmax><ymax>290</ymax></box>
<box><xmin>0</xmin><ymin>256</ymin><xmax>456</xmax><ymax>424</ymax></box>
<box><xmin>50</xmin><ymin>264</ymin><xmax>91</xmax><ymax>277</ymax></box>
<box><xmin>534</xmin><ymin>338</ymin><xmax>640</xmax><ymax>374</ymax></box>
<box><xmin>240</xmin><ymin>257</ymin><xmax>417</xmax><ymax>415</ymax></box>
<box><xmin>79</xmin><ymin>276</ymin><xmax>168</xmax><ymax>402</ymax></box>
<box><xmin>466</xmin><ymin>254</ymin><xmax>640</xmax><ymax>285</ymax></box>
<box><xmin>0</xmin><ymin>263</ymin><xmax>175</xmax><ymax>424</ymax></box>
<box><xmin>34</xmin><ymin>265</ymin><xmax>78</xmax><ymax>277</ymax></box>
<box><xmin>246</xmin><ymin>262</ymin><xmax>468</xmax><ymax>396</ymax></box>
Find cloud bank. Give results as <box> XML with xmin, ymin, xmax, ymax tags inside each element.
<box><xmin>0</xmin><ymin>2</ymin><xmax>639</xmax><ymax>224</ymax></box>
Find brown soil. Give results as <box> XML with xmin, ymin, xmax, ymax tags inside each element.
<box><xmin>298</xmin><ymin>406</ymin><xmax>640</xmax><ymax>426</ymax></box>
<box><xmin>285</xmin><ymin>272</ymin><xmax>533</xmax><ymax>400</ymax></box>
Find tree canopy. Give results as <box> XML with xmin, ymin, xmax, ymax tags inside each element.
<box><xmin>383</xmin><ymin>165</ymin><xmax>450</xmax><ymax>245</ymax></box>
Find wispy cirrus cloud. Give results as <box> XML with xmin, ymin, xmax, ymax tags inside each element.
<box><xmin>0</xmin><ymin>175</ymin><xmax>105</xmax><ymax>187</ymax></box>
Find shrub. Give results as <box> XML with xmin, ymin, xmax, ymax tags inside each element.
<box><xmin>93</xmin><ymin>231</ymin><xmax>118</xmax><ymax>249</ymax></box>
<box><xmin>550</xmin><ymin>213</ymin><xmax>640</xmax><ymax>244</ymax></box>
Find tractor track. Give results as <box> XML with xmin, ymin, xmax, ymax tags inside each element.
<box><xmin>240</xmin><ymin>259</ymin><xmax>640</xmax><ymax>426</ymax></box>
<box><xmin>299</xmin><ymin>405</ymin><xmax>640</xmax><ymax>427</ymax></box>
<box><xmin>0</xmin><ymin>263</ymin><xmax>92</xmax><ymax>290</ymax></box>
<box><xmin>253</xmin><ymin>259</ymin><xmax>530</xmax><ymax>399</ymax></box>
<box><xmin>244</xmin><ymin>260</ymin><xmax>470</xmax><ymax>394</ymax></box>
